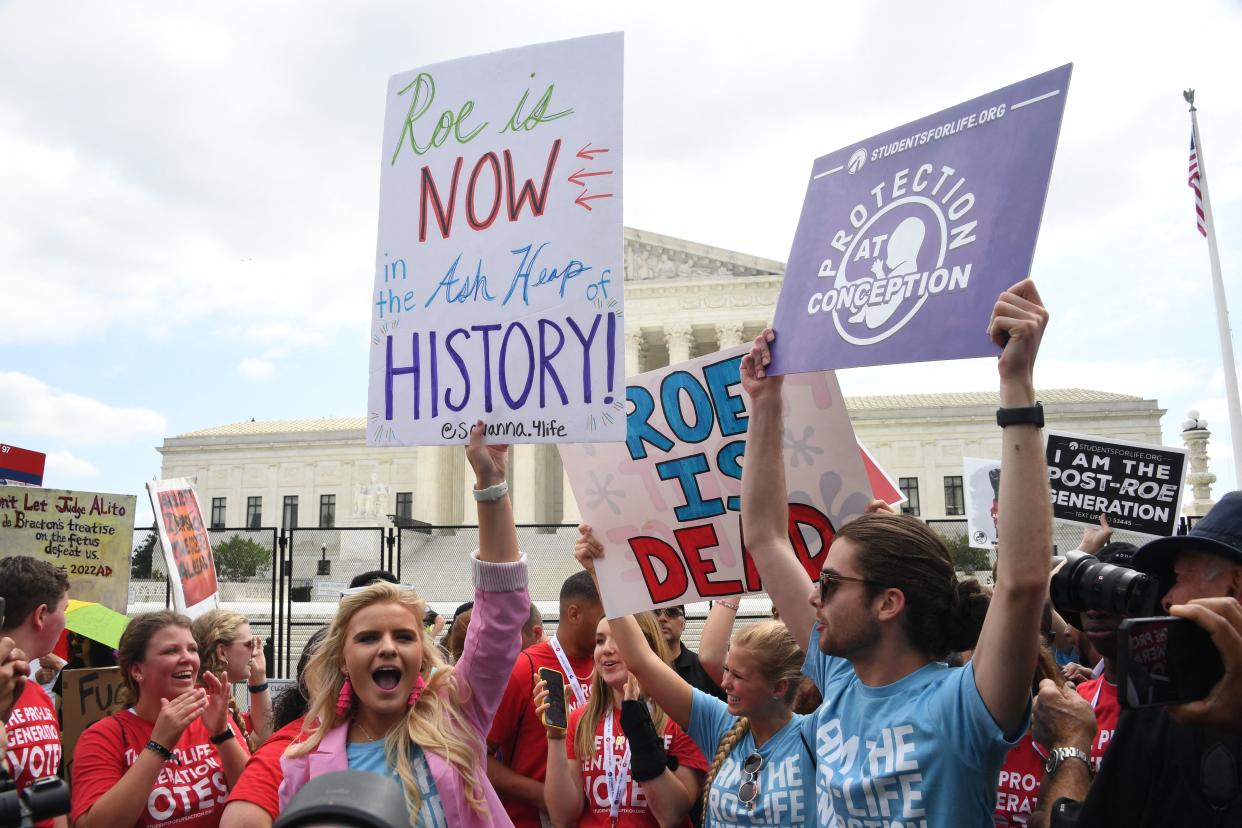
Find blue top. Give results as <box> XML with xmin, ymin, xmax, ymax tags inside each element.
<box><xmin>803</xmin><ymin>627</ymin><xmax>1027</xmax><ymax>827</ymax></box>
<box><xmin>346</xmin><ymin>738</ymin><xmax>447</xmax><ymax>828</ymax></box>
<box><xmin>687</xmin><ymin>688</ymin><xmax>817</xmax><ymax>826</ymax></box>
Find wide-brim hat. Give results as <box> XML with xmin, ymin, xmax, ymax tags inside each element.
<box><xmin>1133</xmin><ymin>491</ymin><xmax>1242</xmax><ymax>589</ymax></box>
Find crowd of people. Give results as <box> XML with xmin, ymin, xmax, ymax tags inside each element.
<box><xmin>2</xmin><ymin>282</ymin><xmax>1241</xmax><ymax>827</ymax></box>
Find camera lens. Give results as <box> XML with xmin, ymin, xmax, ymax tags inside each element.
<box><xmin>1050</xmin><ymin>551</ymin><xmax>1160</xmax><ymax>617</ymax></box>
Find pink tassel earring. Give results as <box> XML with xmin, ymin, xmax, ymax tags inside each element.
<box><xmin>408</xmin><ymin>675</ymin><xmax>427</xmax><ymax>707</ymax></box>
<box><xmin>336</xmin><ymin>676</ymin><xmax>355</xmax><ymax>717</ymax></box>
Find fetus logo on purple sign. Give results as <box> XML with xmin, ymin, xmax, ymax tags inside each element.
<box><xmin>811</xmin><ymin>161</ymin><xmax>978</xmax><ymax>345</ymax></box>
<box><xmin>771</xmin><ymin>64</ymin><xmax>1072</xmax><ymax>374</ymax></box>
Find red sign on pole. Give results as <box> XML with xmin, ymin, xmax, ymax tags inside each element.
<box><xmin>0</xmin><ymin>444</ymin><xmax>46</xmax><ymax>486</ymax></box>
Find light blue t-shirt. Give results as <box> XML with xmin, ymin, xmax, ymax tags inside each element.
<box><xmin>346</xmin><ymin>739</ymin><xmax>447</xmax><ymax>828</ymax></box>
<box><xmin>688</xmin><ymin>688</ymin><xmax>817</xmax><ymax>827</ymax></box>
<box><xmin>803</xmin><ymin>628</ymin><xmax>1026</xmax><ymax>828</ymax></box>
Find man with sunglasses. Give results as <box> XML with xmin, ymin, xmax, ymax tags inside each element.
<box><xmin>654</xmin><ymin>605</ymin><xmax>727</xmax><ymax>701</ymax></box>
<box><xmin>739</xmin><ymin>280</ymin><xmax>1053</xmax><ymax>827</ymax></box>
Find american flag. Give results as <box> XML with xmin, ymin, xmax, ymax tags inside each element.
<box><xmin>1189</xmin><ymin>132</ymin><xmax>1207</xmax><ymax>237</ymax></box>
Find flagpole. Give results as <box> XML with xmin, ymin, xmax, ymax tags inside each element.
<box><xmin>1186</xmin><ymin>89</ymin><xmax>1242</xmax><ymax>487</ymax></box>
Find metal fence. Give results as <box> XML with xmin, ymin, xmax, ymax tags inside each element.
<box><xmin>127</xmin><ymin>513</ymin><xmax>1205</xmax><ymax>678</ymax></box>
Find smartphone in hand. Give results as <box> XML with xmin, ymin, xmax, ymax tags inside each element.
<box><xmin>1117</xmin><ymin>616</ymin><xmax>1224</xmax><ymax>709</ymax></box>
<box><xmin>538</xmin><ymin>666</ymin><xmax>568</xmax><ymax>730</ymax></box>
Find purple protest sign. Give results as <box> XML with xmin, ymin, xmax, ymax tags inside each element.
<box><xmin>770</xmin><ymin>64</ymin><xmax>1072</xmax><ymax>374</ymax></box>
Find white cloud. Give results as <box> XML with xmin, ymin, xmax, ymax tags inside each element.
<box><xmin>237</xmin><ymin>357</ymin><xmax>276</xmax><ymax>380</ymax></box>
<box><xmin>44</xmin><ymin>450</ymin><xmax>100</xmax><ymax>479</ymax></box>
<box><xmin>0</xmin><ymin>372</ymin><xmax>167</xmax><ymax>444</ymax></box>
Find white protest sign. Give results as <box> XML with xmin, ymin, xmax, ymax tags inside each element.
<box><xmin>963</xmin><ymin>457</ymin><xmax>1000</xmax><ymax>549</ymax></box>
<box><xmin>1045</xmin><ymin>431</ymin><xmax>1187</xmax><ymax>538</ymax></box>
<box><xmin>368</xmin><ymin>33</ymin><xmax>624</xmax><ymax>446</ymax></box>
<box><xmin>559</xmin><ymin>346</ymin><xmax>872</xmax><ymax>618</ymax></box>
<box><xmin>147</xmin><ymin>478</ymin><xmax>219</xmax><ymax>619</ymax></box>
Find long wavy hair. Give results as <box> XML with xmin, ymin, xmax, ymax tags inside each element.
<box><xmin>287</xmin><ymin>583</ymin><xmax>486</xmax><ymax>817</ymax></box>
<box><xmin>701</xmin><ymin>621</ymin><xmax>803</xmax><ymax>813</ymax></box>
<box><xmin>573</xmin><ymin>612</ymin><xmax>670</xmax><ymax>762</ymax></box>
<box><xmin>191</xmin><ymin>609</ymin><xmax>250</xmax><ymax>679</ymax></box>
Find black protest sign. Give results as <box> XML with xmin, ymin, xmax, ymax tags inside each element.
<box><xmin>1045</xmin><ymin>431</ymin><xmax>1186</xmax><ymax>538</ymax></box>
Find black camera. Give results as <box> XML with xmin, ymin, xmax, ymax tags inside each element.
<box><xmin>0</xmin><ymin>771</ymin><xmax>71</xmax><ymax>828</ymax></box>
<box><xmin>1050</xmin><ymin>550</ymin><xmax>1160</xmax><ymax>618</ymax></box>
<box><xmin>273</xmin><ymin>770</ymin><xmax>409</xmax><ymax>827</ymax></box>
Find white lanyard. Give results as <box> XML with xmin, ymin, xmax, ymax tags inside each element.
<box><xmin>550</xmin><ymin>635</ymin><xmax>588</xmax><ymax>708</ymax></box>
<box><xmin>602</xmin><ymin>711</ymin><xmax>631</xmax><ymax>825</ymax></box>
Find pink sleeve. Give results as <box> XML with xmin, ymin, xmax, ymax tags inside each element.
<box><xmin>454</xmin><ymin>552</ymin><xmax>530</xmax><ymax>738</ymax></box>
<box><xmin>278</xmin><ymin>750</ymin><xmax>310</xmax><ymax>813</ymax></box>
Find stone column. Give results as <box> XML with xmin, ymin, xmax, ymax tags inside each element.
<box><xmin>1181</xmin><ymin>410</ymin><xmax>1216</xmax><ymax>516</ymax></box>
<box><xmin>665</xmin><ymin>323</ymin><xmax>694</xmax><ymax>365</ymax></box>
<box><xmin>512</xmin><ymin>444</ymin><xmax>538</xmax><ymax>523</ymax></box>
<box><xmin>625</xmin><ymin>328</ymin><xmax>646</xmax><ymax>377</ymax></box>
<box><xmin>715</xmin><ymin>320</ymin><xmax>745</xmax><ymax>350</ymax></box>
<box><xmin>418</xmin><ymin>447</ymin><xmax>463</xmax><ymax>531</ymax></box>
<box><xmin>561</xmin><ymin>462</ymin><xmax>582</xmax><ymax>524</ymax></box>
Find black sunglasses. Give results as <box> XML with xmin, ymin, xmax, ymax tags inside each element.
<box><xmin>738</xmin><ymin>752</ymin><xmax>764</xmax><ymax>806</ymax></box>
<box><xmin>653</xmin><ymin>607</ymin><xmax>683</xmax><ymax>618</ymax></box>
<box><xmin>818</xmin><ymin>570</ymin><xmax>873</xmax><ymax>602</ymax></box>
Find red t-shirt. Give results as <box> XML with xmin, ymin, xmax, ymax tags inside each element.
<box><xmin>488</xmin><ymin>639</ymin><xmax>595</xmax><ymax>828</ymax></box>
<box><xmin>224</xmin><ymin>717</ymin><xmax>305</xmax><ymax>818</ymax></box>
<box><xmin>994</xmin><ymin>731</ymin><xmax>1046</xmax><ymax>826</ymax></box>
<box><xmin>70</xmin><ymin>709</ymin><xmax>249</xmax><ymax>828</ymax></box>
<box><xmin>1075</xmin><ymin>676</ymin><xmax>1120</xmax><ymax>772</ymax></box>
<box><xmin>565</xmin><ymin>706</ymin><xmax>707</xmax><ymax>828</ymax></box>
<box><xmin>4</xmin><ymin>682</ymin><xmax>62</xmax><ymax>828</ymax></box>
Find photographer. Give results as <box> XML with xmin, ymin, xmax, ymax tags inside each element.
<box><xmin>1033</xmin><ymin>492</ymin><xmax>1242</xmax><ymax>827</ymax></box>
<box><xmin>0</xmin><ymin>557</ymin><xmax>69</xmax><ymax>828</ymax></box>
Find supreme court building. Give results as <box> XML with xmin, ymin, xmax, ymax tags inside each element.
<box><xmin>158</xmin><ymin>228</ymin><xmax>1166</xmax><ymax>531</ymax></box>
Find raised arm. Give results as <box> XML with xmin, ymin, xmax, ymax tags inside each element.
<box><xmin>697</xmin><ymin>600</ymin><xmax>739</xmax><ymax>685</ymax></box>
<box><xmin>246</xmin><ymin>636</ymin><xmax>273</xmax><ymax>748</ymax></box>
<box><xmin>970</xmin><ymin>279</ymin><xmax>1053</xmax><ymax>735</ymax></box>
<box><xmin>460</xmin><ymin>420</ymin><xmax>530</xmax><ymax>734</ymax></box>
<box><xmin>574</xmin><ymin>526</ymin><xmax>694</xmax><ymax>729</ymax></box>
<box><xmin>466</xmin><ymin>420</ymin><xmax>520</xmax><ymax>564</ymax></box>
<box><xmin>739</xmin><ymin>331</ymin><xmax>817</xmax><ymax>651</ymax></box>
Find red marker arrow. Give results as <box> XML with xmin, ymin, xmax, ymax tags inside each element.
<box><xmin>577</xmin><ymin>143</ymin><xmax>610</xmax><ymax>160</ymax></box>
<box><xmin>567</xmin><ymin>168</ymin><xmax>614</xmax><ymax>187</ymax></box>
<box><xmin>574</xmin><ymin>190</ymin><xmax>614</xmax><ymax>211</ymax></box>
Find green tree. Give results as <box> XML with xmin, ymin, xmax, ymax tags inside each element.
<box><xmin>213</xmin><ymin>534</ymin><xmax>272</xmax><ymax>581</ymax></box>
<box><xmin>944</xmin><ymin>531</ymin><xmax>992</xmax><ymax>575</ymax></box>
<box><xmin>131</xmin><ymin>523</ymin><xmax>158</xmax><ymax>579</ymax></box>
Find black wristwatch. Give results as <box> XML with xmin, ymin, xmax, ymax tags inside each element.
<box><xmin>996</xmin><ymin>402</ymin><xmax>1044</xmax><ymax>428</ymax></box>
<box><xmin>209</xmin><ymin>728</ymin><xmax>236</xmax><ymax>745</ymax></box>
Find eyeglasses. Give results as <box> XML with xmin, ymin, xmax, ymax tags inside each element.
<box><xmin>818</xmin><ymin>570</ymin><xmax>873</xmax><ymax>603</ymax></box>
<box><xmin>737</xmin><ymin>752</ymin><xmax>764</xmax><ymax>806</ymax></box>
<box><xmin>653</xmin><ymin>608</ymin><xmax>683</xmax><ymax>619</ymax></box>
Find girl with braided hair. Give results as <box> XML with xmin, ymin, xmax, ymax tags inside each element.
<box><xmin>192</xmin><ymin>608</ymin><xmax>272</xmax><ymax>750</ymax></box>
<box><xmin>574</xmin><ymin>527</ymin><xmax>816</xmax><ymax>827</ymax></box>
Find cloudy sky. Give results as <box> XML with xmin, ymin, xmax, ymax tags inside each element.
<box><xmin>2</xmin><ymin>1</ymin><xmax>1240</xmax><ymax>526</ymax></box>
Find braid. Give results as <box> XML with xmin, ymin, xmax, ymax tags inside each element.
<box><xmin>701</xmin><ymin>717</ymin><xmax>751</xmax><ymax>816</ymax></box>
